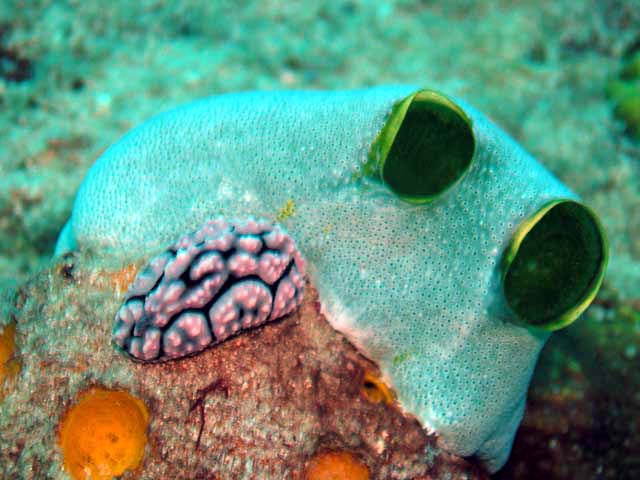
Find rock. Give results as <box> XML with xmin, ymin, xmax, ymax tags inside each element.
<box><xmin>0</xmin><ymin>254</ymin><xmax>487</xmax><ymax>479</ymax></box>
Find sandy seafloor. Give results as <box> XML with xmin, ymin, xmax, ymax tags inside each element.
<box><xmin>0</xmin><ymin>0</ymin><xmax>639</xmax><ymax>479</ymax></box>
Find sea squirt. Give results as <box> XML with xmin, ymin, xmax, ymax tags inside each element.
<box><xmin>55</xmin><ymin>86</ymin><xmax>607</xmax><ymax>472</ymax></box>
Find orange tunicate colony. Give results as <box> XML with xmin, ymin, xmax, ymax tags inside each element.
<box><xmin>58</xmin><ymin>387</ymin><xmax>149</xmax><ymax>480</ymax></box>
<box><xmin>0</xmin><ymin>321</ymin><xmax>19</xmax><ymax>400</ymax></box>
<box><xmin>305</xmin><ymin>451</ymin><xmax>370</xmax><ymax>480</ymax></box>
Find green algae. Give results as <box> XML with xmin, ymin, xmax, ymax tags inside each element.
<box><xmin>607</xmin><ymin>51</ymin><xmax>640</xmax><ymax>139</ymax></box>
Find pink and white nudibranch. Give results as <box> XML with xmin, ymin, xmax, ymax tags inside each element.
<box><xmin>112</xmin><ymin>218</ymin><xmax>305</xmax><ymax>362</ymax></box>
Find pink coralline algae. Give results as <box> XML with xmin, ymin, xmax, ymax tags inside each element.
<box><xmin>112</xmin><ymin>218</ymin><xmax>306</xmax><ymax>362</ymax></box>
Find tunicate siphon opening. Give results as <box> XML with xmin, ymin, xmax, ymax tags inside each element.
<box><xmin>368</xmin><ymin>89</ymin><xmax>475</xmax><ymax>204</ymax></box>
<box><xmin>502</xmin><ymin>200</ymin><xmax>608</xmax><ymax>331</ymax></box>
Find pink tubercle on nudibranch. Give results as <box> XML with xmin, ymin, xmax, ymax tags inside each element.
<box><xmin>112</xmin><ymin>217</ymin><xmax>306</xmax><ymax>362</ymax></box>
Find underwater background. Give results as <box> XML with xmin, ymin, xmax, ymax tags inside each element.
<box><xmin>0</xmin><ymin>0</ymin><xmax>639</xmax><ymax>479</ymax></box>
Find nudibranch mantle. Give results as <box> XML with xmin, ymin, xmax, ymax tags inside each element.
<box><xmin>55</xmin><ymin>86</ymin><xmax>607</xmax><ymax>472</ymax></box>
<box><xmin>113</xmin><ymin>217</ymin><xmax>305</xmax><ymax>362</ymax></box>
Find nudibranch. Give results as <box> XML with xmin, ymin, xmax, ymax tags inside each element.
<box><xmin>55</xmin><ymin>86</ymin><xmax>608</xmax><ymax>472</ymax></box>
<box><xmin>112</xmin><ymin>218</ymin><xmax>305</xmax><ymax>362</ymax></box>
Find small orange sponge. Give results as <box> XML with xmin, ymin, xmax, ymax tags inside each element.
<box><xmin>58</xmin><ymin>387</ymin><xmax>149</xmax><ymax>480</ymax></box>
<box><xmin>305</xmin><ymin>451</ymin><xmax>370</xmax><ymax>480</ymax></box>
<box><xmin>361</xmin><ymin>371</ymin><xmax>395</xmax><ymax>405</ymax></box>
<box><xmin>0</xmin><ymin>322</ymin><xmax>19</xmax><ymax>400</ymax></box>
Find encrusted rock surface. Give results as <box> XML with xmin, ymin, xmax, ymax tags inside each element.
<box><xmin>0</xmin><ymin>254</ymin><xmax>487</xmax><ymax>479</ymax></box>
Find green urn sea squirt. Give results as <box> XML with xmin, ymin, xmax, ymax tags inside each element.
<box><xmin>55</xmin><ymin>86</ymin><xmax>607</xmax><ymax>472</ymax></box>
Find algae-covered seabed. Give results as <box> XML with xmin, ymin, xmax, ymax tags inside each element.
<box><xmin>0</xmin><ymin>1</ymin><xmax>639</xmax><ymax>479</ymax></box>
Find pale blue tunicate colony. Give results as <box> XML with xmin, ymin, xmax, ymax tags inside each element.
<box><xmin>56</xmin><ymin>86</ymin><xmax>577</xmax><ymax>472</ymax></box>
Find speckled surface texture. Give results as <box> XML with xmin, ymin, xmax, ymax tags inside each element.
<box><xmin>1</xmin><ymin>1</ymin><xmax>639</xmax><ymax>479</ymax></box>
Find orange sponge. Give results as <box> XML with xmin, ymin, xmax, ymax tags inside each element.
<box><xmin>0</xmin><ymin>322</ymin><xmax>19</xmax><ymax>400</ymax></box>
<box><xmin>361</xmin><ymin>371</ymin><xmax>395</xmax><ymax>405</ymax></box>
<box><xmin>305</xmin><ymin>451</ymin><xmax>370</xmax><ymax>480</ymax></box>
<box><xmin>105</xmin><ymin>263</ymin><xmax>140</xmax><ymax>295</ymax></box>
<box><xmin>58</xmin><ymin>387</ymin><xmax>149</xmax><ymax>480</ymax></box>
